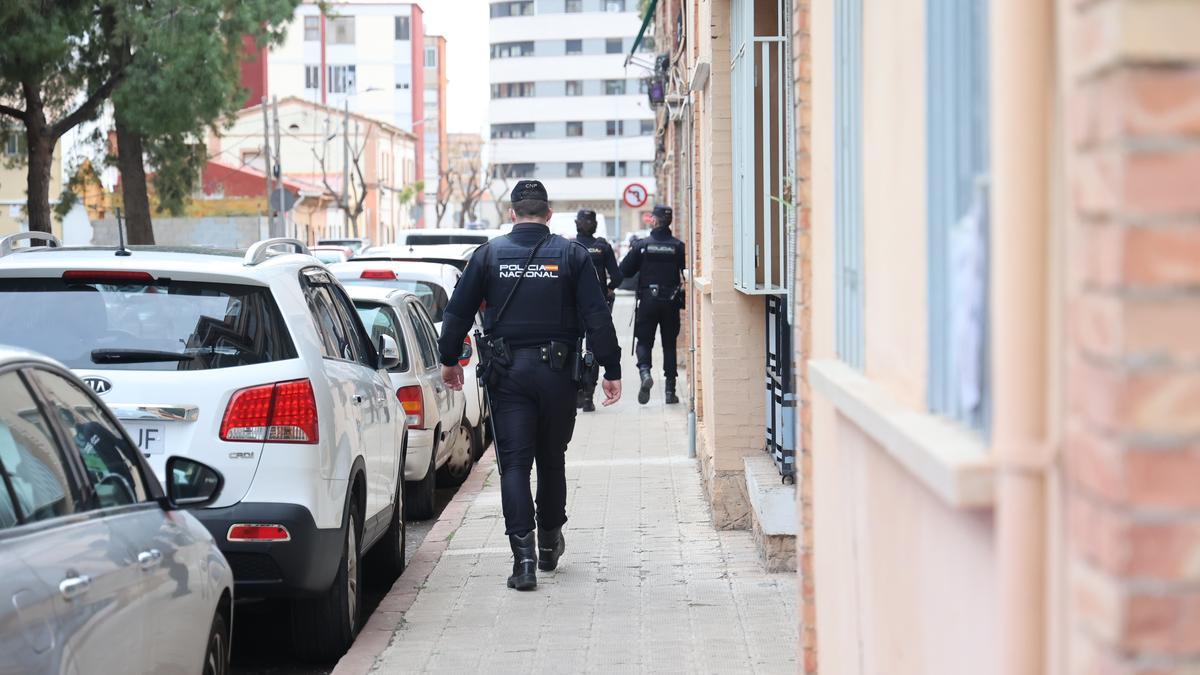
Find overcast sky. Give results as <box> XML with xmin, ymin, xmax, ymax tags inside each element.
<box><xmin>421</xmin><ymin>0</ymin><xmax>490</xmax><ymax>136</ymax></box>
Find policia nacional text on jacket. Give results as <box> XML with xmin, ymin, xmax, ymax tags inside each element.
<box><xmin>435</xmin><ymin>180</ymin><xmax>621</xmax><ymax>591</ymax></box>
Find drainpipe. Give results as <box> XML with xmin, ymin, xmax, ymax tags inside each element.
<box><xmin>990</xmin><ymin>0</ymin><xmax>1053</xmax><ymax>673</ymax></box>
<box><xmin>685</xmin><ymin>94</ymin><xmax>697</xmax><ymax>459</ymax></box>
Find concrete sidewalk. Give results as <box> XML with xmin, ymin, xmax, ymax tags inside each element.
<box><xmin>346</xmin><ymin>297</ymin><xmax>797</xmax><ymax>674</ymax></box>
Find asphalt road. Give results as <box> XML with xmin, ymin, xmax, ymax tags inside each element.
<box><xmin>230</xmin><ymin>484</ymin><xmax>460</xmax><ymax>675</ymax></box>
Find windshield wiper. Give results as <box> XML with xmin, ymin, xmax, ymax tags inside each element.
<box><xmin>91</xmin><ymin>349</ymin><xmax>197</xmax><ymax>364</ymax></box>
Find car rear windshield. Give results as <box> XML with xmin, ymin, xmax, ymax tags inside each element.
<box><xmin>340</xmin><ymin>279</ymin><xmax>449</xmax><ymax>323</ymax></box>
<box><xmin>0</xmin><ymin>277</ymin><xmax>297</xmax><ymax>371</ymax></box>
<box><xmin>403</xmin><ymin>234</ymin><xmax>490</xmax><ymax>245</ymax></box>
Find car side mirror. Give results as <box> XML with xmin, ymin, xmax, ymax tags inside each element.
<box><xmin>378</xmin><ymin>333</ymin><xmax>401</xmax><ymax>370</ymax></box>
<box><xmin>161</xmin><ymin>456</ymin><xmax>224</xmax><ymax>510</ymax></box>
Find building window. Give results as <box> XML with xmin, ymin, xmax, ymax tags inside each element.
<box><xmin>304</xmin><ymin>65</ymin><xmax>320</xmax><ymax>90</ymax></box>
<box><xmin>490</xmin><ymin>1</ymin><xmax>534</xmax><ymax>17</ymax></box>
<box><xmin>833</xmin><ymin>0</ymin><xmax>864</xmax><ymax>367</ymax></box>
<box><xmin>640</xmin><ymin>161</ymin><xmax>654</xmax><ymax>176</ymax></box>
<box><xmin>491</xmin><ymin>82</ymin><xmax>535</xmax><ymax>99</ymax></box>
<box><xmin>566</xmin><ymin>121</ymin><xmax>583</xmax><ymax>137</ymax></box>
<box><xmin>494</xmin><ymin>163</ymin><xmax>536</xmax><ymax>178</ymax></box>
<box><xmin>567</xmin><ymin>162</ymin><xmax>583</xmax><ymax>177</ymax></box>
<box><xmin>604</xmin><ymin>161</ymin><xmax>627</xmax><ymax>177</ymax></box>
<box><xmin>604</xmin><ymin>79</ymin><xmax>626</xmax><ymax>95</ymax></box>
<box><xmin>638</xmin><ymin>79</ymin><xmax>650</xmax><ymax>94</ymax></box>
<box><xmin>491</xmin><ymin>123</ymin><xmax>536</xmax><ymax>139</ymax></box>
<box><xmin>328</xmin><ymin>16</ymin><xmax>354</xmax><ymax>45</ymax></box>
<box><xmin>605</xmin><ymin>0</ymin><xmax>626</xmax><ymax>11</ymax></box>
<box><xmin>927</xmin><ymin>0</ymin><xmax>991</xmax><ymax>430</ymax></box>
<box><xmin>640</xmin><ymin>120</ymin><xmax>654</xmax><ymax>136</ymax></box>
<box><xmin>605</xmin><ymin>120</ymin><xmax>624</xmax><ymax>136</ymax></box>
<box><xmin>328</xmin><ymin>64</ymin><xmax>356</xmax><ymax>94</ymax></box>
<box><xmin>394</xmin><ymin>16</ymin><xmax>410</xmax><ymax>40</ymax></box>
<box><xmin>565</xmin><ymin>80</ymin><xmax>583</xmax><ymax>96</ymax></box>
<box><xmin>565</xmin><ymin>39</ymin><xmax>582</xmax><ymax>55</ymax></box>
<box><xmin>425</xmin><ymin>47</ymin><xmax>437</xmax><ymax>68</ymax></box>
<box><xmin>304</xmin><ymin>15</ymin><xmax>320</xmax><ymax>41</ymax></box>
<box><xmin>605</xmin><ymin>38</ymin><xmax>623</xmax><ymax>54</ymax></box>
<box><xmin>565</xmin><ymin>0</ymin><xmax>583</xmax><ymax>12</ymax></box>
<box><xmin>490</xmin><ymin>41</ymin><xmax>535</xmax><ymax>58</ymax></box>
<box><xmin>5</xmin><ymin>133</ymin><xmax>25</xmax><ymax>156</ymax></box>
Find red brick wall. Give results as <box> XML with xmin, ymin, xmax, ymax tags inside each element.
<box><xmin>1065</xmin><ymin>0</ymin><xmax>1200</xmax><ymax>670</ymax></box>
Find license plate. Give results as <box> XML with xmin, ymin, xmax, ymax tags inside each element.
<box><xmin>122</xmin><ymin>421</ymin><xmax>168</xmax><ymax>455</ymax></box>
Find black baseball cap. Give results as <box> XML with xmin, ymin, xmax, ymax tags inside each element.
<box><xmin>510</xmin><ymin>179</ymin><xmax>548</xmax><ymax>203</ymax></box>
<box><xmin>576</xmin><ymin>209</ymin><xmax>597</xmax><ymax>223</ymax></box>
<box><xmin>652</xmin><ymin>205</ymin><xmax>673</xmax><ymax>221</ymax></box>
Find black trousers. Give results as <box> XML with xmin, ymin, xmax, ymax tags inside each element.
<box><xmin>488</xmin><ymin>350</ymin><xmax>578</xmax><ymax>536</ymax></box>
<box><xmin>634</xmin><ymin>297</ymin><xmax>681</xmax><ymax>378</ymax></box>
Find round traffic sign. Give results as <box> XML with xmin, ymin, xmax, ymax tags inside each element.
<box><xmin>623</xmin><ymin>183</ymin><xmax>648</xmax><ymax>209</ymax></box>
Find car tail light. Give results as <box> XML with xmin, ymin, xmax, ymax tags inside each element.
<box><xmin>227</xmin><ymin>524</ymin><xmax>291</xmax><ymax>542</ymax></box>
<box><xmin>360</xmin><ymin>269</ymin><xmax>396</xmax><ymax>280</ymax></box>
<box><xmin>63</xmin><ymin>270</ymin><xmax>155</xmax><ymax>283</ymax></box>
<box><xmin>396</xmin><ymin>385</ymin><xmax>424</xmax><ymax>429</ymax></box>
<box><xmin>220</xmin><ymin>379</ymin><xmax>318</xmax><ymax>444</ymax></box>
<box><xmin>459</xmin><ymin>336</ymin><xmax>473</xmax><ymax>367</ymax></box>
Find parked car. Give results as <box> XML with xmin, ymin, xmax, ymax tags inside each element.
<box><xmin>0</xmin><ymin>345</ymin><xmax>233</xmax><ymax>674</ymax></box>
<box><xmin>316</xmin><ymin>238</ymin><xmax>371</xmax><ymax>256</ymax></box>
<box><xmin>310</xmin><ymin>245</ymin><xmax>353</xmax><ymax>265</ymax></box>
<box><xmin>389</xmin><ymin>228</ymin><xmax>502</xmax><ymax>247</ymax></box>
<box><xmin>356</xmin><ymin>243</ymin><xmax>478</xmax><ymax>270</ymax></box>
<box><xmin>0</xmin><ymin>233</ymin><xmax>408</xmax><ymax>662</ymax></box>
<box><xmin>347</xmin><ymin>286</ymin><xmax>470</xmax><ymax>520</ymax></box>
<box><xmin>330</xmin><ymin>259</ymin><xmax>490</xmax><ymax>465</ymax></box>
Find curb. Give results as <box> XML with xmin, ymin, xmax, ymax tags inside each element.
<box><xmin>331</xmin><ymin>451</ymin><xmax>496</xmax><ymax>675</ymax></box>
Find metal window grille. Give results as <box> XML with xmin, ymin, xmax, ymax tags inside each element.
<box><xmin>730</xmin><ymin>0</ymin><xmax>795</xmax><ymax>297</ymax></box>
<box><xmin>766</xmin><ymin>295</ymin><xmax>796</xmax><ymax>478</ymax></box>
<box><xmin>926</xmin><ymin>0</ymin><xmax>991</xmax><ymax>431</ymax></box>
<box><xmin>834</xmin><ymin>0</ymin><xmax>864</xmax><ymax>369</ymax></box>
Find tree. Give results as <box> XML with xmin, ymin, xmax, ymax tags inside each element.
<box><xmin>488</xmin><ymin>168</ymin><xmax>513</xmax><ymax>225</ymax></box>
<box><xmin>0</xmin><ymin>1</ymin><xmax>124</xmax><ymax>234</ymax></box>
<box><xmin>448</xmin><ymin>151</ymin><xmax>491</xmax><ymax>227</ymax></box>
<box><xmin>108</xmin><ymin>0</ymin><xmax>298</xmax><ymax>244</ymax></box>
<box><xmin>313</xmin><ymin>115</ymin><xmax>371</xmax><ymax>238</ymax></box>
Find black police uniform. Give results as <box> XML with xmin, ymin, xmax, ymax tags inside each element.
<box><xmin>437</xmin><ymin>181</ymin><xmax>620</xmax><ymax>591</ymax></box>
<box><xmin>572</xmin><ymin>209</ymin><xmax>623</xmax><ymax>412</ymax></box>
<box><xmin>618</xmin><ymin>205</ymin><xmax>685</xmax><ymax>405</ymax></box>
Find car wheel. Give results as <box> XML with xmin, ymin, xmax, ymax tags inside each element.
<box><xmin>202</xmin><ymin>610</ymin><xmax>230</xmax><ymax>675</ymax></box>
<box><xmin>436</xmin><ymin>423</ymin><xmax>474</xmax><ymax>488</ymax></box>
<box><xmin>369</xmin><ymin>460</ymin><xmax>408</xmax><ymax>586</ymax></box>
<box><xmin>404</xmin><ymin>439</ymin><xmax>437</xmax><ymax>521</ymax></box>
<box><xmin>292</xmin><ymin>498</ymin><xmax>362</xmax><ymax>663</ymax></box>
<box><xmin>469</xmin><ymin>420</ymin><xmax>487</xmax><ymax>461</ymax></box>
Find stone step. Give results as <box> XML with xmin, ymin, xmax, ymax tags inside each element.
<box><xmin>745</xmin><ymin>453</ymin><xmax>797</xmax><ymax>572</ymax></box>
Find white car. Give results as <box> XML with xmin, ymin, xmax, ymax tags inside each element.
<box><xmin>330</xmin><ymin>259</ymin><xmax>491</xmax><ymax>462</ymax></box>
<box><xmin>0</xmin><ymin>234</ymin><xmax>408</xmax><ymax>663</ymax></box>
<box><xmin>0</xmin><ymin>346</ymin><xmax>234</xmax><ymax>674</ymax></box>
<box><xmin>348</xmin><ymin>285</ymin><xmax>470</xmax><ymax>520</ymax></box>
<box><xmin>388</xmin><ymin>228</ymin><xmax>502</xmax><ymax>247</ymax></box>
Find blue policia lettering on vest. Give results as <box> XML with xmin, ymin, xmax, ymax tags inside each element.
<box><xmin>499</xmin><ymin>263</ymin><xmax>562</xmax><ymax>279</ymax></box>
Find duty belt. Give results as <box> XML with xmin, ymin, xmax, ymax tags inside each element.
<box><xmin>643</xmin><ymin>284</ymin><xmax>680</xmax><ymax>300</ymax></box>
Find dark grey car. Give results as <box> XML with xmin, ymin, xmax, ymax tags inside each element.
<box><xmin>0</xmin><ymin>347</ymin><xmax>233</xmax><ymax>675</ymax></box>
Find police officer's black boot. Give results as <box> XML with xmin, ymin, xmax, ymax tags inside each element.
<box><xmin>580</xmin><ymin>383</ymin><xmax>596</xmax><ymax>412</ymax></box>
<box><xmin>507</xmin><ymin>532</ymin><xmax>537</xmax><ymax>591</ymax></box>
<box><xmin>638</xmin><ymin>368</ymin><xmax>654</xmax><ymax>405</ymax></box>
<box><xmin>537</xmin><ymin>526</ymin><xmax>565</xmax><ymax>571</ymax></box>
<box><xmin>665</xmin><ymin>377</ymin><xmax>679</xmax><ymax>404</ymax></box>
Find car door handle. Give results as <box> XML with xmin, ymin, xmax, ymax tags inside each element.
<box><xmin>137</xmin><ymin>549</ymin><xmax>163</xmax><ymax>570</ymax></box>
<box><xmin>353</xmin><ymin>394</ymin><xmax>364</xmax><ymax>405</ymax></box>
<box><xmin>59</xmin><ymin>575</ymin><xmax>91</xmax><ymax>600</ymax></box>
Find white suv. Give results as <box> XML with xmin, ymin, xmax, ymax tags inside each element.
<box><xmin>0</xmin><ymin>235</ymin><xmax>408</xmax><ymax>662</ymax></box>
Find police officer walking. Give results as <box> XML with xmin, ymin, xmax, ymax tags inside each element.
<box><xmin>438</xmin><ymin>181</ymin><xmax>622</xmax><ymax>591</ymax></box>
<box><xmin>572</xmin><ymin>208</ymin><xmax>622</xmax><ymax>412</ymax></box>
<box><xmin>619</xmin><ymin>205</ymin><xmax>686</xmax><ymax>405</ymax></box>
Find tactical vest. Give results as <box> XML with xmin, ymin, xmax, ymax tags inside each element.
<box><xmin>482</xmin><ymin>234</ymin><xmax>579</xmax><ymax>340</ymax></box>
<box><xmin>578</xmin><ymin>236</ymin><xmax>612</xmax><ymax>287</ymax></box>
<box><xmin>636</xmin><ymin>235</ymin><xmax>683</xmax><ymax>289</ymax></box>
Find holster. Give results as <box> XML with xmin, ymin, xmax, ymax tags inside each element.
<box><xmin>573</xmin><ymin>337</ymin><xmax>597</xmax><ymax>388</ymax></box>
<box><xmin>540</xmin><ymin>340</ymin><xmax>573</xmax><ymax>372</ymax></box>
<box><xmin>475</xmin><ymin>332</ymin><xmax>513</xmax><ymax>387</ymax></box>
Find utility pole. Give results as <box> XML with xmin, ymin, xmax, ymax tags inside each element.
<box><xmin>343</xmin><ymin>100</ymin><xmax>350</xmax><ymax>238</ymax></box>
<box><xmin>272</xmin><ymin>96</ymin><xmax>285</xmax><ymax>238</ymax></box>
<box><xmin>262</xmin><ymin>96</ymin><xmax>274</xmax><ymax>235</ymax></box>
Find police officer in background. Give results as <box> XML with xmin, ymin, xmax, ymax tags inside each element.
<box><xmin>572</xmin><ymin>209</ymin><xmax>622</xmax><ymax>412</ymax></box>
<box><xmin>619</xmin><ymin>205</ymin><xmax>686</xmax><ymax>405</ymax></box>
<box><xmin>438</xmin><ymin>180</ymin><xmax>622</xmax><ymax>591</ymax></box>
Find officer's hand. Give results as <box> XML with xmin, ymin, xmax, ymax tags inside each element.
<box><xmin>601</xmin><ymin>378</ymin><xmax>622</xmax><ymax>406</ymax></box>
<box><xmin>442</xmin><ymin>365</ymin><xmax>464</xmax><ymax>391</ymax></box>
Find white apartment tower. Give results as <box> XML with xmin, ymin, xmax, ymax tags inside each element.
<box><xmin>488</xmin><ymin>0</ymin><xmax>657</xmax><ymax>236</ymax></box>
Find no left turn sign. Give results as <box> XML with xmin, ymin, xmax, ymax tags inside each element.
<box><xmin>623</xmin><ymin>183</ymin><xmax>648</xmax><ymax>209</ymax></box>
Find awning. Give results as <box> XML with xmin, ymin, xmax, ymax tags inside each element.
<box><xmin>625</xmin><ymin>0</ymin><xmax>658</xmax><ymax>66</ymax></box>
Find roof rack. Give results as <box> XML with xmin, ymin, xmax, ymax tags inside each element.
<box><xmin>244</xmin><ymin>238</ymin><xmax>311</xmax><ymax>266</ymax></box>
<box><xmin>0</xmin><ymin>232</ymin><xmax>61</xmax><ymax>258</ymax></box>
